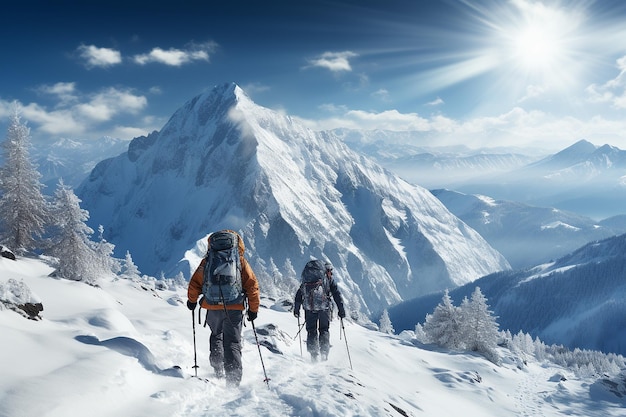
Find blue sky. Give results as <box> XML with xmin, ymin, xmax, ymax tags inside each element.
<box><xmin>2</xmin><ymin>0</ymin><xmax>626</xmax><ymax>150</ymax></box>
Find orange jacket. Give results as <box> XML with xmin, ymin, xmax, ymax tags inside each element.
<box><xmin>187</xmin><ymin>230</ymin><xmax>260</xmax><ymax>313</ymax></box>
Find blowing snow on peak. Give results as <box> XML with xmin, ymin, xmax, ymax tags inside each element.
<box><xmin>78</xmin><ymin>82</ymin><xmax>509</xmax><ymax>315</ymax></box>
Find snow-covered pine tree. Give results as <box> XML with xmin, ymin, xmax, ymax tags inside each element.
<box><xmin>343</xmin><ymin>291</ymin><xmax>362</xmax><ymax>322</ymax></box>
<box><xmin>121</xmin><ymin>250</ymin><xmax>142</xmax><ymax>281</ymax></box>
<box><xmin>423</xmin><ymin>289</ymin><xmax>464</xmax><ymax>349</ymax></box>
<box><xmin>94</xmin><ymin>225</ymin><xmax>120</xmax><ymax>275</ymax></box>
<box><xmin>0</xmin><ymin>107</ymin><xmax>49</xmax><ymax>254</ymax></box>
<box><xmin>379</xmin><ymin>309</ymin><xmax>395</xmax><ymax>334</ymax></box>
<box><xmin>48</xmin><ymin>179</ymin><xmax>100</xmax><ymax>285</ymax></box>
<box><xmin>414</xmin><ymin>323</ymin><xmax>428</xmax><ymax>343</ymax></box>
<box><xmin>173</xmin><ymin>271</ymin><xmax>187</xmax><ymax>288</ymax></box>
<box><xmin>460</xmin><ymin>287</ymin><xmax>500</xmax><ymax>363</ymax></box>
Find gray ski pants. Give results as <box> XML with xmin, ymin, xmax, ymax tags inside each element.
<box><xmin>205</xmin><ymin>308</ymin><xmax>243</xmax><ymax>385</ymax></box>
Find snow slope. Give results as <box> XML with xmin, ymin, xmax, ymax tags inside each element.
<box><xmin>1</xmin><ymin>256</ymin><xmax>625</xmax><ymax>417</ymax></box>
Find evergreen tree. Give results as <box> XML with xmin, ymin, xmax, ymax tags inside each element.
<box><xmin>0</xmin><ymin>107</ymin><xmax>49</xmax><ymax>254</ymax></box>
<box><xmin>379</xmin><ymin>309</ymin><xmax>395</xmax><ymax>334</ymax></box>
<box><xmin>423</xmin><ymin>289</ymin><xmax>464</xmax><ymax>349</ymax></box>
<box><xmin>94</xmin><ymin>225</ymin><xmax>120</xmax><ymax>275</ymax></box>
<box><xmin>414</xmin><ymin>323</ymin><xmax>428</xmax><ymax>343</ymax></box>
<box><xmin>460</xmin><ymin>287</ymin><xmax>500</xmax><ymax>363</ymax></box>
<box><xmin>48</xmin><ymin>179</ymin><xmax>100</xmax><ymax>285</ymax></box>
<box><xmin>173</xmin><ymin>271</ymin><xmax>187</xmax><ymax>288</ymax></box>
<box><xmin>344</xmin><ymin>292</ymin><xmax>362</xmax><ymax>322</ymax></box>
<box><xmin>121</xmin><ymin>250</ymin><xmax>142</xmax><ymax>281</ymax></box>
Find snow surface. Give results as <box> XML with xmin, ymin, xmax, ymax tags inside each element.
<box><xmin>2</xmin><ymin>256</ymin><xmax>625</xmax><ymax>417</ymax></box>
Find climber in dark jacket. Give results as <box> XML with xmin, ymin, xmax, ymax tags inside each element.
<box><xmin>294</xmin><ymin>259</ymin><xmax>345</xmax><ymax>362</ymax></box>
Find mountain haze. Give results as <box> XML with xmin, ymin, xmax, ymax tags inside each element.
<box><xmin>432</xmin><ymin>189</ymin><xmax>626</xmax><ymax>269</ymax></box>
<box><xmin>32</xmin><ymin>136</ymin><xmax>129</xmax><ymax>191</ymax></box>
<box><xmin>77</xmin><ymin>82</ymin><xmax>509</xmax><ymax>315</ymax></box>
<box><xmin>454</xmin><ymin>139</ymin><xmax>626</xmax><ymax>219</ymax></box>
<box><xmin>332</xmin><ymin>128</ymin><xmax>541</xmax><ymax>188</ymax></box>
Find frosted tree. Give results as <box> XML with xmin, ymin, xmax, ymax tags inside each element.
<box><xmin>343</xmin><ymin>291</ymin><xmax>362</xmax><ymax>322</ymax></box>
<box><xmin>460</xmin><ymin>287</ymin><xmax>500</xmax><ymax>363</ymax></box>
<box><xmin>0</xmin><ymin>107</ymin><xmax>49</xmax><ymax>254</ymax></box>
<box><xmin>121</xmin><ymin>250</ymin><xmax>142</xmax><ymax>281</ymax></box>
<box><xmin>414</xmin><ymin>323</ymin><xmax>429</xmax><ymax>343</ymax></box>
<box><xmin>379</xmin><ymin>309</ymin><xmax>395</xmax><ymax>334</ymax></box>
<box><xmin>173</xmin><ymin>271</ymin><xmax>187</xmax><ymax>288</ymax></box>
<box><xmin>423</xmin><ymin>289</ymin><xmax>464</xmax><ymax>349</ymax></box>
<box><xmin>94</xmin><ymin>225</ymin><xmax>120</xmax><ymax>275</ymax></box>
<box><xmin>48</xmin><ymin>179</ymin><xmax>100</xmax><ymax>285</ymax></box>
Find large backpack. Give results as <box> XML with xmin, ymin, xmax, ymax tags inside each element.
<box><xmin>300</xmin><ymin>259</ymin><xmax>331</xmax><ymax>311</ymax></box>
<box><xmin>201</xmin><ymin>231</ymin><xmax>243</xmax><ymax>305</ymax></box>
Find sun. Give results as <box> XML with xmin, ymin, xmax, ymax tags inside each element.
<box><xmin>512</xmin><ymin>24</ymin><xmax>562</xmax><ymax>73</ymax></box>
<box><xmin>498</xmin><ymin>1</ymin><xmax>585</xmax><ymax>85</ymax></box>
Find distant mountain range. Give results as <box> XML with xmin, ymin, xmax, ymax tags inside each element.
<box><xmin>431</xmin><ymin>189</ymin><xmax>626</xmax><ymax>269</ymax></box>
<box><xmin>76</xmin><ymin>83</ymin><xmax>508</xmax><ymax>316</ymax></box>
<box><xmin>333</xmin><ymin>128</ymin><xmax>542</xmax><ymax>189</ymax></box>
<box><xmin>390</xmin><ymin>232</ymin><xmax>626</xmax><ymax>356</ymax></box>
<box><xmin>339</xmin><ymin>130</ymin><xmax>626</xmax><ymax>220</ymax></box>
<box><xmin>31</xmin><ymin>136</ymin><xmax>129</xmax><ymax>192</ymax></box>
<box><xmin>449</xmin><ymin>139</ymin><xmax>626</xmax><ymax>219</ymax></box>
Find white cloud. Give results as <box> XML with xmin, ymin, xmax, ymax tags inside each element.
<box><xmin>2</xmin><ymin>87</ymin><xmax>149</xmax><ymax>139</ymax></box>
<box><xmin>372</xmin><ymin>89</ymin><xmax>391</xmax><ymax>102</ymax></box>
<box><xmin>300</xmin><ymin>104</ymin><xmax>626</xmax><ymax>150</ymax></box>
<box><xmin>302</xmin><ymin>108</ymin><xmax>430</xmax><ymax>132</ymax></box>
<box><xmin>426</xmin><ymin>97</ymin><xmax>444</xmax><ymax>106</ymax></box>
<box><xmin>307</xmin><ymin>51</ymin><xmax>358</xmax><ymax>72</ymax></box>
<box><xmin>19</xmin><ymin>103</ymin><xmax>85</xmax><ymax>136</ymax></box>
<box><xmin>518</xmin><ymin>85</ymin><xmax>547</xmax><ymax>103</ymax></box>
<box><xmin>241</xmin><ymin>82</ymin><xmax>270</xmax><ymax>96</ymax></box>
<box><xmin>37</xmin><ymin>82</ymin><xmax>78</xmax><ymax>106</ymax></box>
<box><xmin>586</xmin><ymin>54</ymin><xmax>626</xmax><ymax>109</ymax></box>
<box><xmin>318</xmin><ymin>103</ymin><xmax>349</xmax><ymax>113</ymax></box>
<box><xmin>133</xmin><ymin>41</ymin><xmax>217</xmax><ymax>66</ymax></box>
<box><xmin>38</xmin><ymin>82</ymin><xmax>76</xmax><ymax>96</ymax></box>
<box><xmin>76</xmin><ymin>88</ymin><xmax>146</xmax><ymax>122</ymax></box>
<box><xmin>77</xmin><ymin>44</ymin><xmax>122</xmax><ymax>68</ymax></box>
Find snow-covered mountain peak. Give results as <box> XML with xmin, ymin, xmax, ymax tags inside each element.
<box><xmin>78</xmin><ymin>83</ymin><xmax>509</xmax><ymax>315</ymax></box>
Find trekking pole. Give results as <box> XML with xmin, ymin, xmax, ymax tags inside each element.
<box><xmin>191</xmin><ymin>309</ymin><xmax>199</xmax><ymax>377</ymax></box>
<box><xmin>340</xmin><ymin>318</ymin><xmax>353</xmax><ymax>371</ymax></box>
<box><xmin>251</xmin><ymin>319</ymin><xmax>271</xmax><ymax>389</ymax></box>
<box><xmin>297</xmin><ymin>316</ymin><xmax>303</xmax><ymax>357</ymax></box>
<box><xmin>292</xmin><ymin>321</ymin><xmax>306</xmax><ymax>340</ymax></box>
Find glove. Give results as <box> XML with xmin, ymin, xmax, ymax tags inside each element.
<box><xmin>293</xmin><ymin>310</ymin><xmax>300</xmax><ymax>318</ymax></box>
<box><xmin>338</xmin><ymin>309</ymin><xmax>346</xmax><ymax>319</ymax></box>
<box><xmin>247</xmin><ymin>310</ymin><xmax>257</xmax><ymax>322</ymax></box>
<box><xmin>187</xmin><ymin>300</ymin><xmax>197</xmax><ymax>311</ymax></box>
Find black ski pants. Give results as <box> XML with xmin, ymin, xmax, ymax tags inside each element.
<box><xmin>304</xmin><ymin>309</ymin><xmax>331</xmax><ymax>358</ymax></box>
<box><xmin>205</xmin><ymin>309</ymin><xmax>243</xmax><ymax>385</ymax></box>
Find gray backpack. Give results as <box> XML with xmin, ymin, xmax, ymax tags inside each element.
<box><xmin>201</xmin><ymin>231</ymin><xmax>243</xmax><ymax>305</ymax></box>
<box><xmin>300</xmin><ymin>260</ymin><xmax>331</xmax><ymax>311</ymax></box>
